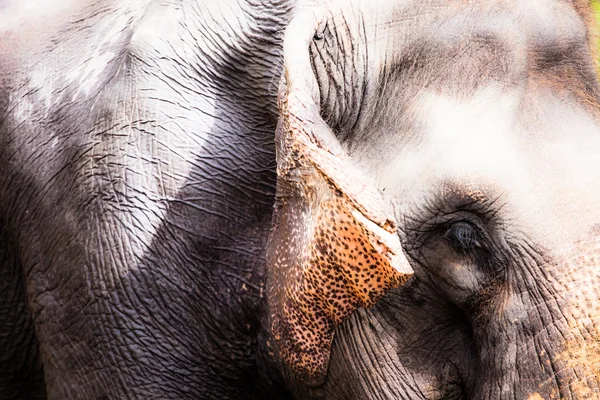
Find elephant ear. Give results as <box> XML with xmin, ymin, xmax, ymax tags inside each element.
<box><xmin>266</xmin><ymin>10</ymin><xmax>414</xmax><ymax>387</ymax></box>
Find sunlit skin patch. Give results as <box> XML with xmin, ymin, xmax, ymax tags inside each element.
<box><xmin>546</xmin><ymin>239</ymin><xmax>600</xmax><ymax>398</ymax></box>
<box><xmin>266</xmin><ymin>72</ymin><xmax>413</xmax><ymax>385</ymax></box>
<box><xmin>483</xmin><ymin>237</ymin><xmax>600</xmax><ymax>399</ymax></box>
<box><xmin>528</xmin><ymin>393</ymin><xmax>544</xmax><ymax>400</ymax></box>
<box><xmin>559</xmin><ymin>335</ymin><xmax>600</xmax><ymax>398</ymax></box>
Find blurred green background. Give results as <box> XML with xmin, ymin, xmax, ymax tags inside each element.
<box><xmin>595</xmin><ymin>1</ymin><xmax>600</xmax><ymax>30</ymax></box>
<box><xmin>593</xmin><ymin>1</ymin><xmax>600</xmax><ymax>71</ymax></box>
<box><xmin>595</xmin><ymin>1</ymin><xmax>600</xmax><ymax>36</ymax></box>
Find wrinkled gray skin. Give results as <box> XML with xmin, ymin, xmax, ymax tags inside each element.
<box><xmin>1</xmin><ymin>0</ymin><xmax>600</xmax><ymax>399</ymax></box>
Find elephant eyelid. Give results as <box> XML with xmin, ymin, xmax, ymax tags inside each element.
<box><xmin>401</xmin><ymin>195</ymin><xmax>500</xmax><ymax>255</ymax></box>
<box><xmin>443</xmin><ymin>222</ymin><xmax>484</xmax><ymax>254</ymax></box>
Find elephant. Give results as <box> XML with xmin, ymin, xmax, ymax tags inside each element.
<box><xmin>1</xmin><ymin>0</ymin><xmax>600</xmax><ymax>398</ymax></box>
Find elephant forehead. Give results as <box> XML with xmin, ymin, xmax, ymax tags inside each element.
<box><xmin>415</xmin><ymin>85</ymin><xmax>523</xmax><ymax>180</ymax></box>
<box><xmin>383</xmin><ymin>84</ymin><xmax>600</xmax><ymax>249</ymax></box>
<box><xmin>385</xmin><ymin>84</ymin><xmax>524</xmax><ymax>196</ymax></box>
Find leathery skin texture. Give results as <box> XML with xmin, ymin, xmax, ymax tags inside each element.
<box><xmin>3</xmin><ymin>0</ymin><xmax>600</xmax><ymax>398</ymax></box>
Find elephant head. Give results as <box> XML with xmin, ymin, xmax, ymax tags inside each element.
<box><xmin>264</xmin><ymin>0</ymin><xmax>600</xmax><ymax>398</ymax></box>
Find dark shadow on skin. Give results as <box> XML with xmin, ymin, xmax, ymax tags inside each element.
<box><xmin>0</xmin><ymin>217</ymin><xmax>46</xmax><ymax>399</ymax></box>
<box><xmin>0</xmin><ymin>69</ymin><xmax>46</xmax><ymax>400</ymax></box>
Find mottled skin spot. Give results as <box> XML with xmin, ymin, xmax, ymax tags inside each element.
<box><xmin>528</xmin><ymin>393</ymin><xmax>544</xmax><ymax>400</ymax></box>
<box><xmin>266</xmin><ymin>43</ymin><xmax>413</xmax><ymax>384</ymax></box>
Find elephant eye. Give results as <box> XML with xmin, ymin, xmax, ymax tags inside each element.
<box><xmin>443</xmin><ymin>222</ymin><xmax>482</xmax><ymax>254</ymax></box>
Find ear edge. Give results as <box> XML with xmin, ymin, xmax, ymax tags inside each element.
<box><xmin>266</xmin><ymin>9</ymin><xmax>414</xmax><ymax>387</ymax></box>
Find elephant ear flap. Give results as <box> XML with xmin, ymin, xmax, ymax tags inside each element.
<box><xmin>266</xmin><ymin>10</ymin><xmax>414</xmax><ymax>387</ymax></box>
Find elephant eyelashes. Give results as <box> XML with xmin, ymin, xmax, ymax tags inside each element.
<box><xmin>443</xmin><ymin>222</ymin><xmax>482</xmax><ymax>254</ymax></box>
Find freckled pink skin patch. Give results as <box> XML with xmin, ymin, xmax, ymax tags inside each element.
<box><xmin>266</xmin><ymin>84</ymin><xmax>413</xmax><ymax>386</ymax></box>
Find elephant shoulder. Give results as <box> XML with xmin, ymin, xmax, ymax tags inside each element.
<box><xmin>0</xmin><ymin>0</ymin><xmax>146</xmax><ymax>131</ymax></box>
